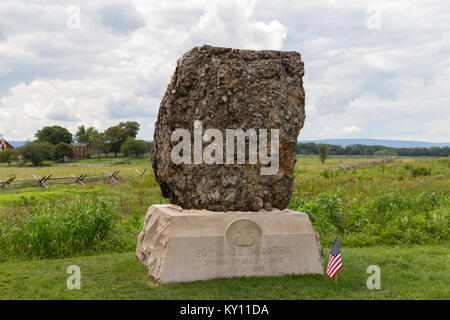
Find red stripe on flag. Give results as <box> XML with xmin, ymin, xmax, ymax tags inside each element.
<box><xmin>328</xmin><ymin>259</ymin><xmax>342</xmax><ymax>275</ymax></box>
<box><xmin>326</xmin><ymin>259</ymin><xmax>334</xmax><ymax>273</ymax></box>
<box><xmin>326</xmin><ymin>255</ymin><xmax>342</xmax><ymax>277</ymax></box>
<box><xmin>327</xmin><ymin>254</ymin><xmax>341</xmax><ymax>271</ymax></box>
<box><xmin>328</xmin><ymin>262</ymin><xmax>342</xmax><ymax>278</ymax></box>
<box><xmin>326</xmin><ymin>254</ymin><xmax>341</xmax><ymax>273</ymax></box>
<box><xmin>327</xmin><ymin>258</ymin><xmax>342</xmax><ymax>277</ymax></box>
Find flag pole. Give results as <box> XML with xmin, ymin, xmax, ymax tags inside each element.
<box><xmin>335</xmin><ymin>236</ymin><xmax>339</xmax><ymax>286</ymax></box>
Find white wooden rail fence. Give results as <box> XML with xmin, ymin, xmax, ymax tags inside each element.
<box><xmin>329</xmin><ymin>158</ymin><xmax>394</xmax><ymax>173</ymax></box>
<box><xmin>0</xmin><ymin>171</ymin><xmax>120</xmax><ymax>191</ymax></box>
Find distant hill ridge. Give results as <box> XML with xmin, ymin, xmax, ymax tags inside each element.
<box><xmin>8</xmin><ymin>141</ymin><xmax>28</xmax><ymax>148</ymax></box>
<box><xmin>7</xmin><ymin>139</ymin><xmax>450</xmax><ymax>149</ymax></box>
<box><xmin>298</xmin><ymin>139</ymin><xmax>450</xmax><ymax>148</ymax></box>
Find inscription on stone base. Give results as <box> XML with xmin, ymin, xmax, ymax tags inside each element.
<box><xmin>136</xmin><ymin>205</ymin><xmax>324</xmax><ymax>284</ymax></box>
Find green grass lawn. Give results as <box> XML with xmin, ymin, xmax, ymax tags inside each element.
<box><xmin>0</xmin><ymin>154</ymin><xmax>153</xmax><ymax>168</ymax></box>
<box><xmin>1</xmin><ymin>245</ymin><xmax>448</xmax><ymax>300</ymax></box>
<box><xmin>0</xmin><ymin>156</ymin><xmax>448</xmax><ymax>299</ymax></box>
<box><xmin>0</xmin><ymin>155</ymin><xmax>154</xmax><ymax>179</ymax></box>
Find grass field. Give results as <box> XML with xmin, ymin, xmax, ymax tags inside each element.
<box><xmin>1</xmin><ymin>245</ymin><xmax>448</xmax><ymax>299</ymax></box>
<box><xmin>0</xmin><ymin>155</ymin><xmax>448</xmax><ymax>299</ymax></box>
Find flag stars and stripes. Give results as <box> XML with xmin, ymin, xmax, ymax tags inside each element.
<box><xmin>326</xmin><ymin>238</ymin><xmax>342</xmax><ymax>278</ymax></box>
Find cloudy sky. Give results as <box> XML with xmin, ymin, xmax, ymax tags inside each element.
<box><xmin>0</xmin><ymin>0</ymin><xmax>449</xmax><ymax>142</ymax></box>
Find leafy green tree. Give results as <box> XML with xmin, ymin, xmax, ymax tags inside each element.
<box><xmin>105</xmin><ymin>121</ymin><xmax>141</xmax><ymax>157</ymax></box>
<box><xmin>90</xmin><ymin>130</ymin><xmax>107</xmax><ymax>160</ymax></box>
<box><xmin>85</xmin><ymin>127</ymin><xmax>98</xmax><ymax>147</ymax></box>
<box><xmin>296</xmin><ymin>142</ymin><xmax>449</xmax><ymax>157</ymax></box>
<box><xmin>74</xmin><ymin>125</ymin><xmax>99</xmax><ymax>148</ymax></box>
<box><xmin>0</xmin><ymin>149</ymin><xmax>17</xmax><ymax>166</ymax></box>
<box><xmin>18</xmin><ymin>141</ymin><xmax>54</xmax><ymax>166</ymax></box>
<box><xmin>374</xmin><ymin>149</ymin><xmax>397</xmax><ymax>156</ymax></box>
<box><xmin>35</xmin><ymin>126</ymin><xmax>73</xmax><ymax>145</ymax></box>
<box><xmin>120</xmin><ymin>138</ymin><xmax>147</xmax><ymax>157</ymax></box>
<box><xmin>105</xmin><ymin>126</ymin><xmax>122</xmax><ymax>157</ymax></box>
<box><xmin>74</xmin><ymin>125</ymin><xmax>88</xmax><ymax>143</ymax></box>
<box><xmin>53</xmin><ymin>142</ymin><xmax>75</xmax><ymax>161</ymax></box>
<box><xmin>318</xmin><ymin>143</ymin><xmax>331</xmax><ymax>164</ymax></box>
<box><xmin>296</xmin><ymin>142</ymin><xmax>318</xmax><ymax>155</ymax></box>
<box><xmin>119</xmin><ymin>121</ymin><xmax>140</xmax><ymax>138</ymax></box>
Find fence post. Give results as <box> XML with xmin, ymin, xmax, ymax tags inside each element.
<box><xmin>1</xmin><ymin>171</ymin><xmax>123</xmax><ymax>192</ymax></box>
<box><xmin>0</xmin><ymin>177</ymin><xmax>15</xmax><ymax>190</ymax></box>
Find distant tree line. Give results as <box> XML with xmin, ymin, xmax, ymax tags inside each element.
<box><xmin>1</xmin><ymin>121</ymin><xmax>149</xmax><ymax>166</ymax></box>
<box><xmin>74</xmin><ymin>121</ymin><xmax>144</xmax><ymax>159</ymax></box>
<box><xmin>296</xmin><ymin>143</ymin><xmax>449</xmax><ymax>157</ymax></box>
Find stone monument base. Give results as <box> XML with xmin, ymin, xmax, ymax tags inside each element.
<box><xmin>136</xmin><ymin>204</ymin><xmax>324</xmax><ymax>284</ymax></box>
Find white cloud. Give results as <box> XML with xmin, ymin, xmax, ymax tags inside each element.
<box><xmin>188</xmin><ymin>0</ymin><xmax>287</xmax><ymax>50</ymax></box>
<box><xmin>342</xmin><ymin>126</ymin><xmax>360</xmax><ymax>133</ymax></box>
<box><xmin>0</xmin><ymin>0</ymin><xmax>449</xmax><ymax>143</ymax></box>
<box><xmin>45</xmin><ymin>97</ymin><xmax>80</xmax><ymax>121</ymax></box>
<box><xmin>0</xmin><ymin>0</ymin><xmax>289</xmax><ymax>140</ymax></box>
<box><xmin>98</xmin><ymin>1</ymin><xmax>146</xmax><ymax>34</ymax></box>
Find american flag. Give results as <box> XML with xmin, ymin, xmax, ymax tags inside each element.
<box><xmin>326</xmin><ymin>238</ymin><xmax>342</xmax><ymax>278</ymax></box>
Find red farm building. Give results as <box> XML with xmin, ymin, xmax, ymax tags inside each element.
<box><xmin>71</xmin><ymin>142</ymin><xmax>88</xmax><ymax>160</ymax></box>
<box><xmin>0</xmin><ymin>135</ymin><xmax>14</xmax><ymax>151</ymax></box>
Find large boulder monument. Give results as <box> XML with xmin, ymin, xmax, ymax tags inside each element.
<box><xmin>136</xmin><ymin>45</ymin><xmax>323</xmax><ymax>283</ymax></box>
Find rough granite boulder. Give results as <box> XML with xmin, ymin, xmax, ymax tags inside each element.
<box><xmin>152</xmin><ymin>45</ymin><xmax>305</xmax><ymax>211</ymax></box>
